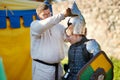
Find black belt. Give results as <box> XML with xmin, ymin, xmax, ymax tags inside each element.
<box><xmin>33</xmin><ymin>59</ymin><xmax>59</xmax><ymax>80</ymax></box>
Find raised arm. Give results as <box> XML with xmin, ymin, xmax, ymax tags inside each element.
<box><xmin>30</xmin><ymin>13</ymin><xmax>65</xmax><ymax>35</ymax></box>
<box><xmin>30</xmin><ymin>8</ymin><xmax>72</xmax><ymax>36</ymax></box>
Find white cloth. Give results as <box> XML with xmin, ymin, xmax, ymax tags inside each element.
<box><xmin>32</xmin><ymin>60</ymin><xmax>63</xmax><ymax>80</ymax></box>
<box><xmin>30</xmin><ymin>13</ymin><xmax>66</xmax><ymax>80</ymax></box>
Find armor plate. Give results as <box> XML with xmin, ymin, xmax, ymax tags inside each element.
<box><xmin>86</xmin><ymin>39</ymin><xmax>101</xmax><ymax>56</ymax></box>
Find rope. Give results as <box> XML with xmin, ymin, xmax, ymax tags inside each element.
<box><xmin>0</xmin><ymin>0</ymin><xmax>14</xmax><ymax>16</ymax></box>
<box><xmin>4</xmin><ymin>6</ymin><xmax>14</xmax><ymax>16</ymax></box>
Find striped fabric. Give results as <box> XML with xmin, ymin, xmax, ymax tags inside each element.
<box><xmin>0</xmin><ymin>9</ymin><xmax>36</xmax><ymax>28</ymax></box>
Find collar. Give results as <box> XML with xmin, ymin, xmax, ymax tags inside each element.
<box><xmin>72</xmin><ymin>36</ymin><xmax>88</xmax><ymax>47</ymax></box>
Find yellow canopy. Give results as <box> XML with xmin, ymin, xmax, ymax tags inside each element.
<box><xmin>0</xmin><ymin>0</ymin><xmax>42</xmax><ymax>80</ymax></box>
<box><xmin>0</xmin><ymin>0</ymin><xmax>41</xmax><ymax>10</ymax></box>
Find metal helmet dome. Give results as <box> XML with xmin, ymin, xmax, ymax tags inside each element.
<box><xmin>68</xmin><ymin>16</ymin><xmax>86</xmax><ymax>35</ymax></box>
<box><xmin>66</xmin><ymin>1</ymin><xmax>86</xmax><ymax>35</ymax></box>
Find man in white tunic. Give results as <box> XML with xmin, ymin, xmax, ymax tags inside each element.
<box><xmin>30</xmin><ymin>3</ymin><xmax>72</xmax><ymax>80</ymax></box>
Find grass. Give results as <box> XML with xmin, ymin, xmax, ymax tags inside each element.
<box><xmin>61</xmin><ymin>57</ymin><xmax>120</xmax><ymax>80</ymax></box>
<box><xmin>111</xmin><ymin>57</ymin><xmax>120</xmax><ymax>80</ymax></box>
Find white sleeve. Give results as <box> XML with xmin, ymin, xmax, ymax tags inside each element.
<box><xmin>86</xmin><ymin>39</ymin><xmax>101</xmax><ymax>56</ymax></box>
<box><xmin>57</xmin><ymin>24</ymin><xmax>67</xmax><ymax>41</ymax></box>
<box><xmin>30</xmin><ymin>13</ymin><xmax>65</xmax><ymax>35</ymax></box>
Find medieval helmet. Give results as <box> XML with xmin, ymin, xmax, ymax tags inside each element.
<box><xmin>67</xmin><ymin>16</ymin><xmax>86</xmax><ymax>35</ymax></box>
<box><xmin>66</xmin><ymin>1</ymin><xmax>86</xmax><ymax>35</ymax></box>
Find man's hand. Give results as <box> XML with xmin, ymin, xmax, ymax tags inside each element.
<box><xmin>64</xmin><ymin>8</ymin><xmax>78</xmax><ymax>17</ymax></box>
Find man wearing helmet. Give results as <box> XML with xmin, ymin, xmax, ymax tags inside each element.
<box><xmin>62</xmin><ymin>2</ymin><xmax>101</xmax><ymax>80</ymax></box>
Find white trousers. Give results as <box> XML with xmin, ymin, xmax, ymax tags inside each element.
<box><xmin>32</xmin><ymin>60</ymin><xmax>63</xmax><ymax>80</ymax></box>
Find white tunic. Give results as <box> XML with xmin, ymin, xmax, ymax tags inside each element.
<box><xmin>30</xmin><ymin>13</ymin><xmax>66</xmax><ymax>63</ymax></box>
<box><xmin>30</xmin><ymin>13</ymin><xmax>66</xmax><ymax>80</ymax></box>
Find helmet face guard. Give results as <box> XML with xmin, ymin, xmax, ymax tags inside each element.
<box><xmin>66</xmin><ymin>16</ymin><xmax>86</xmax><ymax>36</ymax></box>
<box><xmin>65</xmin><ymin>24</ymin><xmax>73</xmax><ymax>36</ymax></box>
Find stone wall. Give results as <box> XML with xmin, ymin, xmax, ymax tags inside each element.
<box><xmin>52</xmin><ymin>0</ymin><xmax>120</xmax><ymax>59</ymax></box>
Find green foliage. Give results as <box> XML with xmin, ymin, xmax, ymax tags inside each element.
<box><xmin>61</xmin><ymin>57</ymin><xmax>68</xmax><ymax>65</ymax></box>
<box><xmin>111</xmin><ymin>57</ymin><xmax>120</xmax><ymax>80</ymax></box>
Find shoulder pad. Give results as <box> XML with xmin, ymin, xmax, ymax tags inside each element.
<box><xmin>85</xmin><ymin>39</ymin><xmax>101</xmax><ymax>56</ymax></box>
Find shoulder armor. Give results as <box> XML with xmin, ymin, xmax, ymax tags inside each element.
<box><xmin>85</xmin><ymin>39</ymin><xmax>101</xmax><ymax>56</ymax></box>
